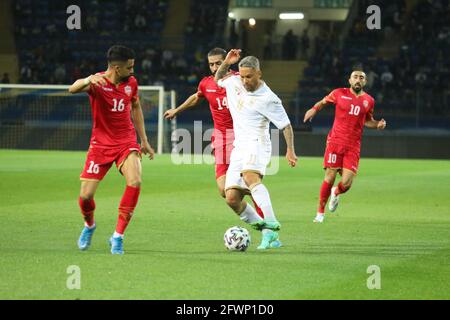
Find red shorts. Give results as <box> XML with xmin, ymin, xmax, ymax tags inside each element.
<box><xmin>80</xmin><ymin>143</ymin><xmax>141</xmax><ymax>181</ymax></box>
<box><xmin>213</xmin><ymin>143</ymin><xmax>233</xmax><ymax>180</ymax></box>
<box><xmin>323</xmin><ymin>142</ymin><xmax>360</xmax><ymax>174</ymax></box>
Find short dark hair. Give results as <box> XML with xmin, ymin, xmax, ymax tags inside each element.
<box><xmin>107</xmin><ymin>45</ymin><xmax>135</xmax><ymax>63</ymax></box>
<box><xmin>207</xmin><ymin>48</ymin><xmax>227</xmax><ymax>59</ymax></box>
<box><xmin>352</xmin><ymin>63</ymin><xmax>364</xmax><ymax>72</ymax></box>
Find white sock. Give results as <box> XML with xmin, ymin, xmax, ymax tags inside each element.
<box><xmin>85</xmin><ymin>223</ymin><xmax>96</xmax><ymax>229</ymax></box>
<box><xmin>113</xmin><ymin>231</ymin><xmax>123</xmax><ymax>239</ymax></box>
<box><xmin>240</xmin><ymin>203</ymin><xmax>263</xmax><ymax>224</ymax></box>
<box><xmin>250</xmin><ymin>183</ymin><xmax>277</xmax><ymax>222</ymax></box>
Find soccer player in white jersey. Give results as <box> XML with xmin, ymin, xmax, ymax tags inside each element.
<box><xmin>215</xmin><ymin>49</ymin><xmax>298</xmax><ymax>249</ymax></box>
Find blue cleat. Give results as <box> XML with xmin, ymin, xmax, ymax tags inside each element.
<box><xmin>109</xmin><ymin>236</ymin><xmax>124</xmax><ymax>255</ymax></box>
<box><xmin>78</xmin><ymin>225</ymin><xmax>96</xmax><ymax>251</ymax></box>
<box><xmin>270</xmin><ymin>237</ymin><xmax>282</xmax><ymax>248</ymax></box>
<box><xmin>257</xmin><ymin>230</ymin><xmax>279</xmax><ymax>250</ymax></box>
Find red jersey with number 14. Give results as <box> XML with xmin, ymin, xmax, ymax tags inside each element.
<box><xmin>197</xmin><ymin>75</ymin><xmax>234</xmax><ymax>130</ymax></box>
<box><xmin>324</xmin><ymin>88</ymin><xmax>375</xmax><ymax>152</ymax></box>
<box><xmin>87</xmin><ymin>73</ymin><xmax>139</xmax><ymax>148</ymax></box>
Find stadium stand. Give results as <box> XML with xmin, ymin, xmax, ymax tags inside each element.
<box><xmin>14</xmin><ymin>0</ymin><xmax>169</xmax><ymax>85</ymax></box>
<box><xmin>6</xmin><ymin>0</ymin><xmax>450</xmax><ymax>147</ymax></box>
<box><xmin>297</xmin><ymin>0</ymin><xmax>450</xmax><ymax>129</ymax></box>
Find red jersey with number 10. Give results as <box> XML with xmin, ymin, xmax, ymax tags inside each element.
<box><xmin>87</xmin><ymin>73</ymin><xmax>139</xmax><ymax>148</ymax></box>
<box><xmin>324</xmin><ymin>88</ymin><xmax>375</xmax><ymax>152</ymax></box>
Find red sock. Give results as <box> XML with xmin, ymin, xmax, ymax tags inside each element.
<box><xmin>79</xmin><ymin>197</ymin><xmax>95</xmax><ymax>227</ymax></box>
<box><xmin>115</xmin><ymin>185</ymin><xmax>141</xmax><ymax>235</ymax></box>
<box><xmin>252</xmin><ymin>198</ymin><xmax>265</xmax><ymax>218</ymax></box>
<box><xmin>336</xmin><ymin>182</ymin><xmax>350</xmax><ymax>195</ymax></box>
<box><xmin>318</xmin><ymin>181</ymin><xmax>333</xmax><ymax>214</ymax></box>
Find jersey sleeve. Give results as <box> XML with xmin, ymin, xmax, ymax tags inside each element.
<box><xmin>87</xmin><ymin>72</ymin><xmax>105</xmax><ymax>98</ymax></box>
<box><xmin>258</xmin><ymin>96</ymin><xmax>291</xmax><ymax>130</ymax></box>
<box><xmin>217</xmin><ymin>74</ymin><xmax>237</xmax><ymax>89</ymax></box>
<box><xmin>197</xmin><ymin>79</ymin><xmax>205</xmax><ymax>98</ymax></box>
<box><xmin>365</xmin><ymin>98</ymin><xmax>375</xmax><ymax>121</ymax></box>
<box><xmin>87</xmin><ymin>83</ymin><xmax>97</xmax><ymax>97</ymax></box>
<box><xmin>324</xmin><ymin>89</ymin><xmax>339</xmax><ymax>104</ymax></box>
<box><xmin>131</xmin><ymin>78</ymin><xmax>139</xmax><ymax>103</ymax></box>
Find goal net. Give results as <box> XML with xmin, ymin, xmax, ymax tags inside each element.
<box><xmin>0</xmin><ymin>84</ymin><xmax>176</xmax><ymax>154</ymax></box>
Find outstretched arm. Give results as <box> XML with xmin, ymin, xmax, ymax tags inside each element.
<box><xmin>214</xmin><ymin>49</ymin><xmax>241</xmax><ymax>83</ymax></box>
<box><xmin>365</xmin><ymin>118</ymin><xmax>386</xmax><ymax>130</ymax></box>
<box><xmin>68</xmin><ymin>74</ymin><xmax>107</xmax><ymax>94</ymax></box>
<box><xmin>164</xmin><ymin>93</ymin><xmax>202</xmax><ymax>120</ymax></box>
<box><xmin>303</xmin><ymin>98</ymin><xmax>328</xmax><ymax>123</ymax></box>
<box><xmin>283</xmin><ymin>124</ymin><xmax>298</xmax><ymax>167</ymax></box>
<box><xmin>131</xmin><ymin>98</ymin><xmax>155</xmax><ymax>160</ymax></box>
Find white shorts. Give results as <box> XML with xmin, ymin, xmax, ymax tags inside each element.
<box><xmin>225</xmin><ymin>142</ymin><xmax>272</xmax><ymax>191</ymax></box>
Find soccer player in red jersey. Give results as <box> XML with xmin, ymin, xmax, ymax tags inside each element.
<box><xmin>164</xmin><ymin>48</ymin><xmax>264</xmax><ymax>218</ymax></box>
<box><xmin>69</xmin><ymin>45</ymin><xmax>155</xmax><ymax>254</ymax></box>
<box><xmin>303</xmin><ymin>68</ymin><xmax>386</xmax><ymax>223</ymax></box>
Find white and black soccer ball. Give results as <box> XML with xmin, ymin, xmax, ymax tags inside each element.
<box><xmin>224</xmin><ymin>226</ymin><xmax>251</xmax><ymax>251</ymax></box>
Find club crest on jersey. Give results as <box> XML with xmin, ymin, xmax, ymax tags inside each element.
<box><xmin>124</xmin><ymin>85</ymin><xmax>132</xmax><ymax>97</ymax></box>
<box><xmin>363</xmin><ymin>100</ymin><xmax>369</xmax><ymax>108</ymax></box>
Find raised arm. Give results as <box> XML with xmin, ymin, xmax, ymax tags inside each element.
<box><xmin>164</xmin><ymin>93</ymin><xmax>202</xmax><ymax>120</ymax></box>
<box><xmin>214</xmin><ymin>49</ymin><xmax>241</xmax><ymax>83</ymax></box>
<box><xmin>303</xmin><ymin>98</ymin><xmax>328</xmax><ymax>123</ymax></box>
<box><xmin>283</xmin><ymin>124</ymin><xmax>298</xmax><ymax>167</ymax></box>
<box><xmin>68</xmin><ymin>74</ymin><xmax>107</xmax><ymax>94</ymax></box>
<box><xmin>131</xmin><ymin>98</ymin><xmax>155</xmax><ymax>160</ymax></box>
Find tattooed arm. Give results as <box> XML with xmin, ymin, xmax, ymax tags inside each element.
<box><xmin>215</xmin><ymin>49</ymin><xmax>241</xmax><ymax>83</ymax></box>
<box><xmin>283</xmin><ymin>124</ymin><xmax>297</xmax><ymax>167</ymax></box>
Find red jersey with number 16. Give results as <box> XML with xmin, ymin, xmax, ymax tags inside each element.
<box><xmin>87</xmin><ymin>73</ymin><xmax>139</xmax><ymax>148</ymax></box>
<box><xmin>324</xmin><ymin>88</ymin><xmax>375</xmax><ymax>152</ymax></box>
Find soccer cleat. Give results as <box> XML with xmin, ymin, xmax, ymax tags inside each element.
<box><xmin>257</xmin><ymin>230</ymin><xmax>279</xmax><ymax>250</ymax></box>
<box><xmin>78</xmin><ymin>225</ymin><xmax>96</xmax><ymax>251</ymax></box>
<box><xmin>328</xmin><ymin>187</ymin><xmax>340</xmax><ymax>212</ymax></box>
<box><xmin>313</xmin><ymin>213</ymin><xmax>325</xmax><ymax>223</ymax></box>
<box><xmin>263</xmin><ymin>219</ymin><xmax>281</xmax><ymax>231</ymax></box>
<box><xmin>249</xmin><ymin>220</ymin><xmax>266</xmax><ymax>231</ymax></box>
<box><xmin>270</xmin><ymin>240</ymin><xmax>282</xmax><ymax>248</ymax></box>
<box><xmin>109</xmin><ymin>236</ymin><xmax>124</xmax><ymax>255</ymax></box>
<box><xmin>269</xmin><ymin>236</ymin><xmax>282</xmax><ymax>249</ymax></box>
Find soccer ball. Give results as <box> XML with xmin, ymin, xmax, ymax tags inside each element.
<box><xmin>224</xmin><ymin>226</ymin><xmax>251</xmax><ymax>251</ymax></box>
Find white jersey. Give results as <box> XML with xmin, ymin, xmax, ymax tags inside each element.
<box><xmin>218</xmin><ymin>74</ymin><xmax>291</xmax><ymax>148</ymax></box>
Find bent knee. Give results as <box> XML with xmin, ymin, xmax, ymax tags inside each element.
<box><xmin>341</xmin><ymin>180</ymin><xmax>352</xmax><ymax>190</ymax></box>
<box><xmin>324</xmin><ymin>171</ymin><xmax>337</xmax><ymax>184</ymax></box>
<box><xmin>243</xmin><ymin>178</ymin><xmax>260</xmax><ymax>189</ymax></box>
<box><xmin>127</xmin><ymin>177</ymin><xmax>142</xmax><ymax>188</ymax></box>
<box><xmin>80</xmin><ymin>192</ymin><xmax>95</xmax><ymax>201</ymax></box>
<box><xmin>225</xmin><ymin>196</ymin><xmax>239</xmax><ymax>208</ymax></box>
<box><xmin>226</xmin><ymin>195</ymin><xmax>241</xmax><ymax>212</ymax></box>
<box><xmin>324</xmin><ymin>176</ymin><xmax>336</xmax><ymax>184</ymax></box>
<box><xmin>80</xmin><ymin>188</ymin><xmax>95</xmax><ymax>200</ymax></box>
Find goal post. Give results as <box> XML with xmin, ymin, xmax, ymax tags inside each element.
<box><xmin>0</xmin><ymin>84</ymin><xmax>176</xmax><ymax>153</ymax></box>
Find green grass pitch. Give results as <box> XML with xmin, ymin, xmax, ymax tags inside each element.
<box><xmin>0</xmin><ymin>149</ymin><xmax>449</xmax><ymax>299</ymax></box>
